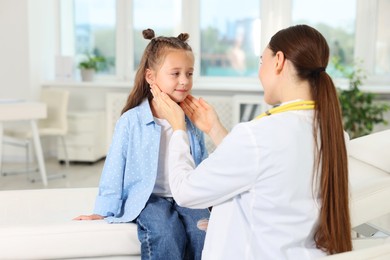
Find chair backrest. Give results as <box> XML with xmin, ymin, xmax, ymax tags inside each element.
<box><xmin>38</xmin><ymin>89</ymin><xmax>70</xmax><ymax>135</ymax></box>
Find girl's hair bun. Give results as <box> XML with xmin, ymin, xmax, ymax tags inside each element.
<box><xmin>177</xmin><ymin>33</ymin><xmax>189</xmax><ymax>42</ymax></box>
<box><xmin>143</xmin><ymin>28</ymin><xmax>155</xmax><ymax>40</ymax></box>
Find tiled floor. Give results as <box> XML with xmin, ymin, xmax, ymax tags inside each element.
<box><xmin>0</xmin><ymin>157</ymin><xmax>104</xmax><ymax>191</ymax></box>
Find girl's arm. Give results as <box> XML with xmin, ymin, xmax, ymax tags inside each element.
<box><xmin>74</xmin><ymin>116</ymin><xmax>129</xmax><ymax>220</ymax></box>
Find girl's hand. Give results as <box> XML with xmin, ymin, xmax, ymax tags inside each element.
<box><xmin>150</xmin><ymin>84</ymin><xmax>186</xmax><ymax>131</ymax></box>
<box><xmin>73</xmin><ymin>214</ymin><xmax>104</xmax><ymax>221</ymax></box>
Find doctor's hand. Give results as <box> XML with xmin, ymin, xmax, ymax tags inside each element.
<box><xmin>180</xmin><ymin>95</ymin><xmax>216</xmax><ymax>134</ymax></box>
<box><xmin>181</xmin><ymin>95</ymin><xmax>228</xmax><ymax>146</ymax></box>
<box><xmin>150</xmin><ymin>84</ymin><xmax>186</xmax><ymax>131</ymax></box>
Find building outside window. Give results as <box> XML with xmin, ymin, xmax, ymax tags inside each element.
<box><xmin>199</xmin><ymin>0</ymin><xmax>260</xmax><ymax>77</ymax></box>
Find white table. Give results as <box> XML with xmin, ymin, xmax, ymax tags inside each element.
<box><xmin>0</xmin><ymin>101</ymin><xmax>48</xmax><ymax>186</ymax></box>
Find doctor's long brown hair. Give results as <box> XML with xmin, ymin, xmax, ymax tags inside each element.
<box><xmin>268</xmin><ymin>25</ymin><xmax>352</xmax><ymax>254</ymax></box>
<box><xmin>121</xmin><ymin>28</ymin><xmax>193</xmax><ymax>114</ymax></box>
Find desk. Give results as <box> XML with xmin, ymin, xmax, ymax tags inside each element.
<box><xmin>0</xmin><ymin>101</ymin><xmax>48</xmax><ymax>186</ymax></box>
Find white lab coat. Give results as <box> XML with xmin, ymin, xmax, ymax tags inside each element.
<box><xmin>168</xmin><ymin>109</ymin><xmax>328</xmax><ymax>259</ymax></box>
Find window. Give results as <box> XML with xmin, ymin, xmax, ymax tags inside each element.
<box><xmin>59</xmin><ymin>0</ymin><xmax>388</xmax><ymax>87</ymax></box>
<box><xmin>73</xmin><ymin>0</ymin><xmax>116</xmax><ymax>75</ymax></box>
<box><xmin>292</xmin><ymin>0</ymin><xmax>356</xmax><ymax>77</ymax></box>
<box><xmin>133</xmin><ymin>0</ymin><xmax>181</xmax><ymax>68</ymax></box>
<box><xmin>199</xmin><ymin>0</ymin><xmax>260</xmax><ymax>77</ymax></box>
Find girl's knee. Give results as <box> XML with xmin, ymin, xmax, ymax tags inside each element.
<box><xmin>196</xmin><ymin>218</ymin><xmax>209</xmax><ymax>231</ymax></box>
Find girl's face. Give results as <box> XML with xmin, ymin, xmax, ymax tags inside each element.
<box><xmin>147</xmin><ymin>50</ymin><xmax>194</xmax><ymax>103</ymax></box>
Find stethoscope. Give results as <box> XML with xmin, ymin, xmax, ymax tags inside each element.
<box><xmin>255</xmin><ymin>100</ymin><xmax>315</xmax><ymax>120</ymax></box>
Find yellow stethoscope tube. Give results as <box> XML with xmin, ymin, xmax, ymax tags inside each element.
<box><xmin>255</xmin><ymin>100</ymin><xmax>315</xmax><ymax>120</ymax></box>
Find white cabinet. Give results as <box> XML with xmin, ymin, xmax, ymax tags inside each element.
<box><xmin>58</xmin><ymin>111</ymin><xmax>106</xmax><ymax>163</ymax></box>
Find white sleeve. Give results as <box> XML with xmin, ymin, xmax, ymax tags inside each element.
<box><xmin>169</xmin><ymin>124</ymin><xmax>261</xmax><ymax>209</ymax></box>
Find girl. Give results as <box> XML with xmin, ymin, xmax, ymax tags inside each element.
<box><xmin>75</xmin><ymin>29</ymin><xmax>210</xmax><ymax>260</ymax></box>
<box><xmin>151</xmin><ymin>24</ymin><xmax>352</xmax><ymax>259</ymax></box>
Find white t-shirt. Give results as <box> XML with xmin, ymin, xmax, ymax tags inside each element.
<box><xmin>153</xmin><ymin>117</ymin><xmax>173</xmax><ymax>197</ymax></box>
<box><xmin>168</xmin><ymin>109</ymin><xmax>328</xmax><ymax>259</ymax></box>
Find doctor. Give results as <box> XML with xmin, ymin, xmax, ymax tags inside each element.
<box><xmin>151</xmin><ymin>24</ymin><xmax>352</xmax><ymax>259</ymax></box>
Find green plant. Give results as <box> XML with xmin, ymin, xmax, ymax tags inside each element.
<box><xmin>78</xmin><ymin>53</ymin><xmax>106</xmax><ymax>71</ymax></box>
<box><xmin>334</xmin><ymin>58</ymin><xmax>389</xmax><ymax>139</ymax></box>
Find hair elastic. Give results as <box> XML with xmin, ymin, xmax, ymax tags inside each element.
<box><xmin>311</xmin><ymin>67</ymin><xmax>326</xmax><ymax>77</ymax></box>
<box><xmin>314</xmin><ymin>67</ymin><xmax>326</xmax><ymax>73</ymax></box>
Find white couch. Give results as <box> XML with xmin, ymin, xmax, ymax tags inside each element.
<box><xmin>0</xmin><ymin>187</ymin><xmax>141</xmax><ymax>259</ymax></box>
<box><xmin>0</xmin><ymin>129</ymin><xmax>390</xmax><ymax>259</ymax></box>
<box><xmin>348</xmin><ymin>129</ymin><xmax>390</xmax><ymax>232</ymax></box>
<box><xmin>322</xmin><ymin>129</ymin><xmax>390</xmax><ymax>258</ymax></box>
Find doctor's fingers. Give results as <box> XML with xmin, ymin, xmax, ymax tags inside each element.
<box><xmin>181</xmin><ymin>101</ymin><xmax>202</xmax><ymax>120</ymax></box>
<box><xmin>150</xmin><ymin>85</ymin><xmax>169</xmax><ymax>107</ymax></box>
<box><xmin>182</xmin><ymin>96</ymin><xmax>201</xmax><ymax>113</ymax></box>
<box><xmin>150</xmin><ymin>84</ymin><xmax>161</xmax><ymax>100</ymax></box>
<box><xmin>181</xmin><ymin>100</ymin><xmax>193</xmax><ymax>115</ymax></box>
<box><xmin>183</xmin><ymin>95</ymin><xmax>200</xmax><ymax>108</ymax></box>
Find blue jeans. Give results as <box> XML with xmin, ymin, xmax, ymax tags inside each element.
<box><xmin>135</xmin><ymin>194</ymin><xmax>210</xmax><ymax>260</ymax></box>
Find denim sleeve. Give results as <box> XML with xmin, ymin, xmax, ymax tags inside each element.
<box><xmin>189</xmin><ymin>122</ymin><xmax>208</xmax><ymax>166</ymax></box>
<box><xmin>94</xmin><ymin>116</ymin><xmax>129</xmax><ymax>217</ymax></box>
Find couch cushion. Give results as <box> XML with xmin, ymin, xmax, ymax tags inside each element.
<box><xmin>0</xmin><ymin>188</ymin><xmax>140</xmax><ymax>259</ymax></box>
<box><xmin>348</xmin><ymin>130</ymin><xmax>390</xmax><ymax>228</ymax></box>
<box><xmin>348</xmin><ymin>130</ymin><xmax>390</xmax><ymax>174</ymax></box>
<box><xmin>321</xmin><ymin>240</ymin><xmax>390</xmax><ymax>259</ymax></box>
<box><xmin>349</xmin><ymin>156</ymin><xmax>390</xmax><ymax>228</ymax></box>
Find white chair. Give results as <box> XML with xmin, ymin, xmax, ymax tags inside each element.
<box><xmin>1</xmin><ymin>136</ymin><xmax>31</xmax><ymax>178</ymax></box>
<box><xmin>2</xmin><ymin>89</ymin><xmax>70</xmax><ymax>180</ymax></box>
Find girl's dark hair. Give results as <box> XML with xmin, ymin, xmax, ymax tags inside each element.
<box><xmin>268</xmin><ymin>24</ymin><xmax>352</xmax><ymax>254</ymax></box>
<box><xmin>121</xmin><ymin>28</ymin><xmax>192</xmax><ymax>114</ymax></box>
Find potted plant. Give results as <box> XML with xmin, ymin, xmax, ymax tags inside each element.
<box><xmin>334</xmin><ymin>58</ymin><xmax>389</xmax><ymax>139</ymax></box>
<box><xmin>78</xmin><ymin>53</ymin><xmax>106</xmax><ymax>81</ymax></box>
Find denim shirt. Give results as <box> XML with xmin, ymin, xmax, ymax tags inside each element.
<box><xmin>94</xmin><ymin>98</ymin><xmax>208</xmax><ymax>223</ymax></box>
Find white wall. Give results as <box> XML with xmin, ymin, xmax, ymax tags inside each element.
<box><xmin>0</xmin><ymin>0</ymin><xmax>57</xmax><ymax>100</ymax></box>
<box><xmin>0</xmin><ymin>1</ymin><xmax>30</xmax><ymax>99</ymax></box>
<box><xmin>1</xmin><ymin>0</ymin><xmax>58</xmax><ymax>162</ymax></box>
<box><xmin>28</xmin><ymin>0</ymin><xmax>59</xmax><ymax>98</ymax></box>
